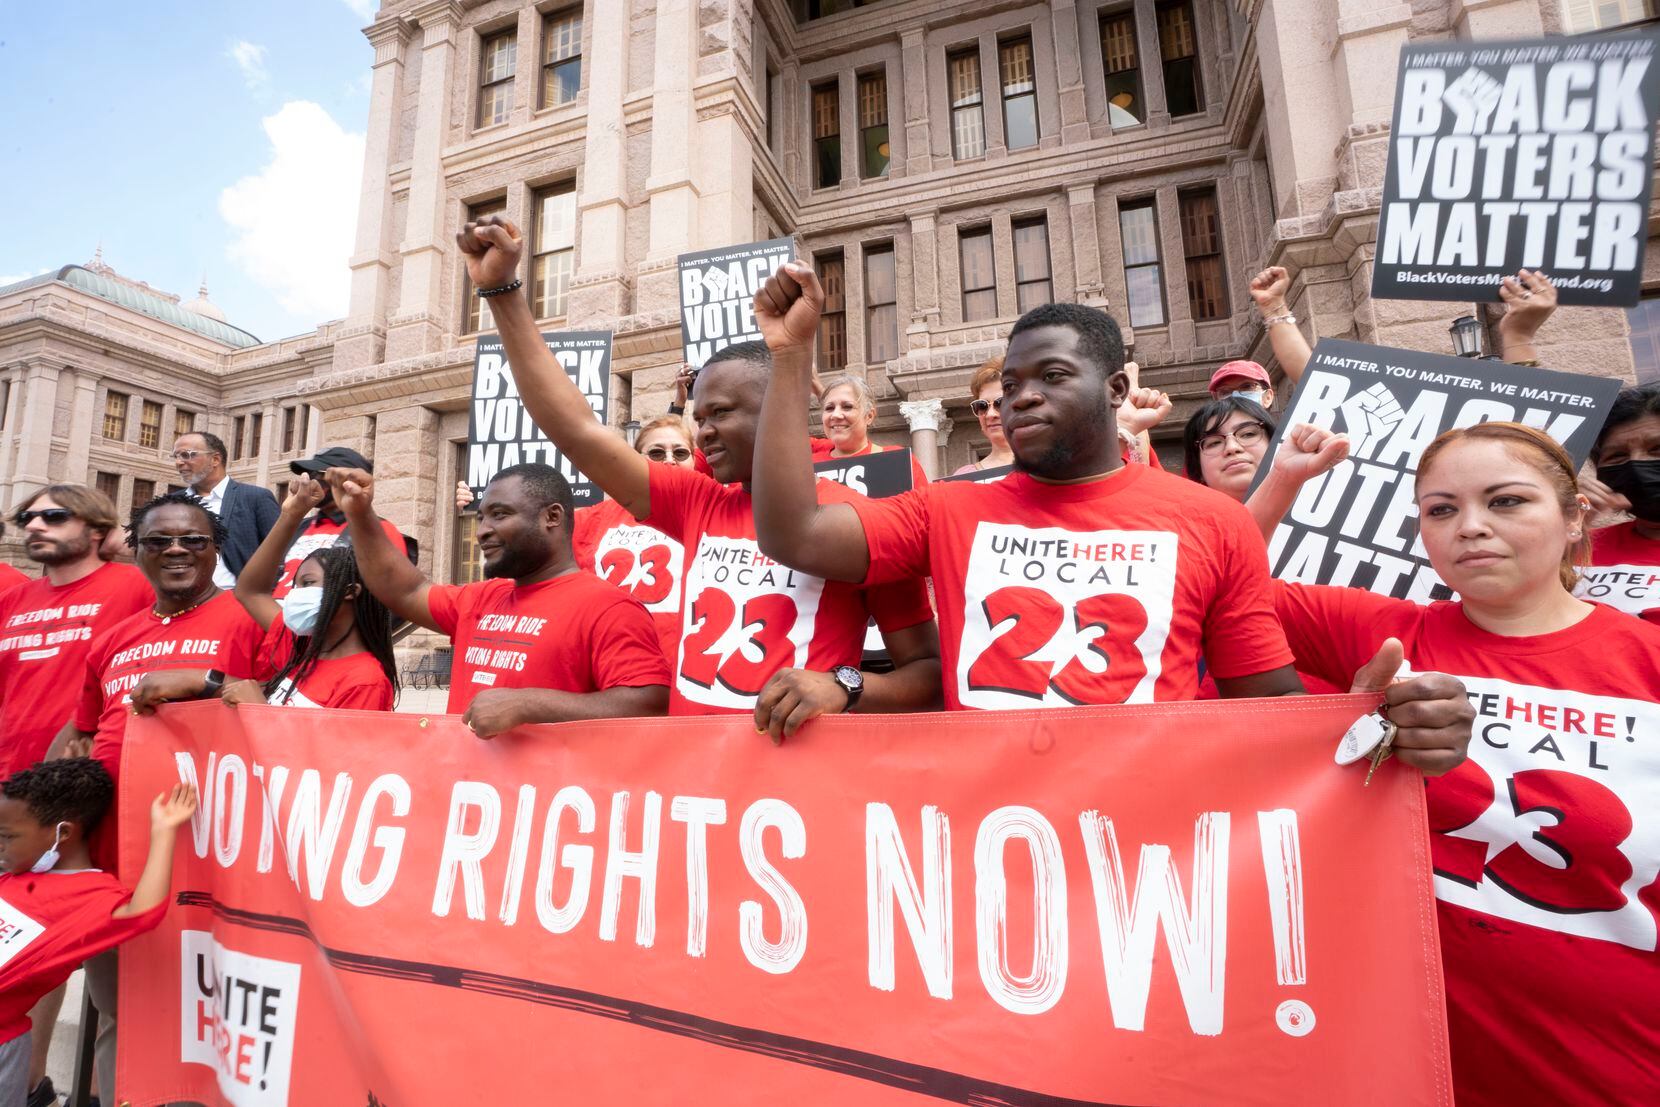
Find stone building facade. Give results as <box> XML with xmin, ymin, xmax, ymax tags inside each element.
<box><xmin>3</xmin><ymin>0</ymin><xmax>1657</xmax><ymax>605</ymax></box>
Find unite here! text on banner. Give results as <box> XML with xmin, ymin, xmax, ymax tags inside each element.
<box><xmin>114</xmin><ymin>699</ymin><xmax>1452</xmax><ymax>1107</ymax></box>
<box><xmin>679</xmin><ymin>237</ymin><xmax>796</xmax><ymax>368</ymax></box>
<box><xmin>466</xmin><ymin>330</ymin><xmax>611</xmax><ymax>505</ymax></box>
<box><xmin>1373</xmin><ymin>32</ymin><xmax>1660</xmax><ymax>306</ymax></box>
<box><xmin>1253</xmin><ymin>338</ymin><xmax>1623</xmax><ymax>600</ymax></box>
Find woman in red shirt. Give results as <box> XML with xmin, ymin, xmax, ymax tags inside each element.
<box><xmin>225</xmin><ymin>477</ymin><xmax>397</xmax><ymax>710</ymax></box>
<box><xmin>1253</xmin><ymin>420</ymin><xmax>1660</xmax><ymax>1106</ymax></box>
<box><xmin>819</xmin><ymin>375</ymin><xmax>930</xmax><ymax>486</ymax></box>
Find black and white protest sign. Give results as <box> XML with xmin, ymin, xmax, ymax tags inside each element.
<box><xmin>678</xmin><ymin>237</ymin><xmax>796</xmax><ymax>367</ymax></box>
<box><xmin>813</xmin><ymin>448</ymin><xmax>915</xmax><ymax>499</ymax></box>
<box><xmin>1255</xmin><ymin>338</ymin><xmax>1622</xmax><ymax>600</ymax></box>
<box><xmin>940</xmin><ymin>463</ymin><xmax>1015</xmax><ymax>485</ymax></box>
<box><xmin>466</xmin><ymin>331</ymin><xmax>610</xmax><ymax>506</ymax></box>
<box><xmin>1374</xmin><ymin>33</ymin><xmax>1660</xmax><ymax>306</ymax></box>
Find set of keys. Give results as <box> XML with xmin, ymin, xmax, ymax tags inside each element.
<box><xmin>1335</xmin><ymin>711</ymin><xmax>1399</xmax><ymax>786</ymax></box>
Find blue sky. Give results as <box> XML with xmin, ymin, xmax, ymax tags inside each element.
<box><xmin>0</xmin><ymin>1</ymin><xmax>377</xmax><ymax>342</ymax></box>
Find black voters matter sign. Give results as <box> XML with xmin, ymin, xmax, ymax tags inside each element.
<box><xmin>678</xmin><ymin>237</ymin><xmax>795</xmax><ymax>368</ymax></box>
<box><xmin>1255</xmin><ymin>338</ymin><xmax>1622</xmax><ymax>601</ymax></box>
<box><xmin>467</xmin><ymin>330</ymin><xmax>610</xmax><ymax>506</ymax></box>
<box><xmin>812</xmin><ymin>448</ymin><xmax>915</xmax><ymax>499</ymax></box>
<box><xmin>1374</xmin><ymin>32</ymin><xmax>1660</xmax><ymax>306</ymax></box>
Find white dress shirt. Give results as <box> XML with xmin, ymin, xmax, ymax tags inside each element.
<box><xmin>198</xmin><ymin>475</ymin><xmax>236</xmax><ymax>588</ymax></box>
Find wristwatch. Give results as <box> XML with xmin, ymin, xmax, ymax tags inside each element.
<box><xmin>201</xmin><ymin>669</ymin><xmax>226</xmax><ymax>698</ymax></box>
<box><xmin>831</xmin><ymin>665</ymin><xmax>864</xmax><ymax>711</ymax></box>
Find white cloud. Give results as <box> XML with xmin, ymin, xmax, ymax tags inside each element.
<box><xmin>219</xmin><ymin>101</ymin><xmax>365</xmax><ymax>323</ymax></box>
<box><xmin>342</xmin><ymin>0</ymin><xmax>377</xmax><ymax>20</ymax></box>
<box><xmin>0</xmin><ymin>267</ymin><xmax>52</xmax><ymax>286</ymax></box>
<box><xmin>227</xmin><ymin>40</ymin><xmax>269</xmax><ymax>90</ymax></box>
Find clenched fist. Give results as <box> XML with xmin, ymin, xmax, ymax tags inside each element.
<box><xmin>455</xmin><ymin>214</ymin><xmax>524</xmax><ymax>291</ymax></box>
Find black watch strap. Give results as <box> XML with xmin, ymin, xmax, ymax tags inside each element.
<box><xmin>832</xmin><ymin>665</ymin><xmax>864</xmax><ymax>711</ymax></box>
<box><xmin>201</xmin><ymin>669</ymin><xmax>227</xmax><ymax>698</ymax></box>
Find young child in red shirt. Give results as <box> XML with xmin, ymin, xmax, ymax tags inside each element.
<box><xmin>0</xmin><ymin>759</ymin><xmax>196</xmax><ymax>1103</ymax></box>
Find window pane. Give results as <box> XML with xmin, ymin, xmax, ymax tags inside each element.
<box><xmin>483</xmin><ymin>33</ymin><xmax>517</xmax><ymax>82</ymax></box>
<box><xmin>1185</xmin><ymin>255</ymin><xmax>1226</xmax><ymax>321</ymax></box>
<box><xmin>175</xmin><ymin>409</ymin><xmax>195</xmax><ymax>438</ymax></box>
<box><xmin>858</xmin><ymin>72</ymin><xmax>889</xmax><ymax>178</ymax></box>
<box><xmin>1124</xmin><ymin>265</ymin><xmax>1165</xmax><ymax>327</ymax></box>
<box><xmin>818</xmin><ymin>253</ymin><xmax>848</xmax><ymax>370</ymax></box>
<box><xmin>544</xmin><ymin>12</ymin><xmax>581</xmax><ymax>63</ymax></box>
<box><xmin>249</xmin><ymin>413</ymin><xmax>263</xmax><ymax>456</ymax></box>
<box><xmin>1004</xmin><ymin>95</ymin><xmax>1038</xmax><ymax>150</ymax></box>
<box><xmin>865</xmin><ymin>246</ymin><xmax>896</xmax><ymax>304</ymax></box>
<box><xmin>1178</xmin><ymin>191</ymin><xmax>1219</xmax><ymax>255</ymax></box>
<box><xmin>812</xmin><ymin>84</ymin><xmax>839</xmax><ymax>137</ymax></box>
<box><xmin>1101</xmin><ymin>13</ymin><xmax>1145</xmax><ymax>129</ymax></box>
<box><xmin>949</xmin><ymin>51</ymin><xmax>982</xmax><ymax>107</ymax></box>
<box><xmin>1016</xmin><ymin>279</ymin><xmax>1052</xmax><ymax>314</ymax></box>
<box><xmin>543</xmin><ymin>57</ymin><xmax>581</xmax><ymax>106</ymax></box>
<box><xmin>867</xmin><ymin>305</ymin><xmax>897</xmax><ymax>362</ymax></box>
<box><xmin>813</xmin><ymin>83</ymin><xmax>840</xmax><ymax>188</ymax></box>
<box><xmin>536</xmin><ymin>186</ymin><xmax>576</xmax><ymax>251</ymax></box>
<box><xmin>232</xmin><ymin>416</ymin><xmax>245</xmax><ymax>459</ymax></box>
<box><xmin>139</xmin><ymin>401</ymin><xmax>163</xmax><ymax>449</ymax></box>
<box><xmin>1179</xmin><ymin>189</ymin><xmax>1227</xmax><ymax>320</ymax></box>
<box><xmin>130</xmin><ymin>479</ymin><xmax>155</xmax><ymax>512</ymax></box>
<box><xmin>999</xmin><ymin>39</ymin><xmax>1034</xmax><ymax>96</ymax></box>
<box><xmin>960</xmin><ymin>229</ymin><xmax>995</xmax><ymax>291</ymax></box>
<box><xmin>1157</xmin><ymin>1</ymin><xmax>1203</xmax><ymax>116</ymax></box>
<box><xmin>533</xmin><ymin>249</ymin><xmax>574</xmax><ymax>318</ymax></box>
<box><xmin>1013</xmin><ymin>219</ymin><xmax>1051</xmax><ymax>282</ymax></box>
<box><xmin>103</xmin><ymin>391</ymin><xmax>128</xmax><ymax>440</ymax></box>
<box><xmin>1119</xmin><ymin>203</ymin><xmax>1160</xmax><ymax>266</ymax></box>
<box><xmin>96</xmin><ymin>472</ymin><xmax>120</xmax><ymax>503</ymax></box>
<box><xmin>952</xmin><ymin>105</ymin><xmax>985</xmax><ymax>160</ymax></box>
<box><xmin>282</xmin><ymin>407</ymin><xmax>297</xmax><ymax>453</ymax></box>
<box><xmin>479</xmin><ymin>82</ymin><xmax>511</xmax><ymax>127</ymax></box>
<box><xmin>963</xmin><ymin>289</ymin><xmax>998</xmax><ymax>321</ymax></box>
<box><xmin>865</xmin><ymin>244</ymin><xmax>897</xmax><ymax>364</ymax></box>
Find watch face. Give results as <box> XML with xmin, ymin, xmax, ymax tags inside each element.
<box><xmin>834</xmin><ymin>665</ymin><xmax>863</xmax><ymax>691</ymax></box>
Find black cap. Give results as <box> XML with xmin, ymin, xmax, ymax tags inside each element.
<box><xmin>290</xmin><ymin>446</ymin><xmax>372</xmax><ymax>476</ymax></box>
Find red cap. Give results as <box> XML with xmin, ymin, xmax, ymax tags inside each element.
<box><xmin>1207</xmin><ymin>360</ymin><xmax>1272</xmax><ymax>396</ymax></box>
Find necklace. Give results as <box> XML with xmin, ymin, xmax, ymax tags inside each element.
<box><xmin>153</xmin><ymin>590</ymin><xmax>217</xmax><ymax>625</ymax></box>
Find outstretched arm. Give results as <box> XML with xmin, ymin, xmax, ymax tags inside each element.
<box><xmin>113</xmin><ymin>783</ymin><xmax>197</xmax><ymax>917</ymax></box>
<box><xmin>1245</xmin><ymin>423</ymin><xmax>1351</xmax><ymax>542</ymax></box>
<box><xmin>749</xmin><ymin>262</ymin><xmax>873</xmax><ymax>583</ymax></box>
<box><xmin>456</xmin><ymin>216</ymin><xmax>651</xmax><ymax>516</ymax></box>
<box><xmin>324</xmin><ymin>467</ymin><xmax>439</xmax><ymax>631</ymax></box>
<box><xmin>235</xmin><ymin>477</ymin><xmax>327</xmax><ymax>630</ymax></box>
<box><xmin>1249</xmin><ymin>267</ymin><xmax>1312</xmax><ymax>385</ymax></box>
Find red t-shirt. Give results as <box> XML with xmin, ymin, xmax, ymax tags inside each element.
<box><xmin>257</xmin><ymin>614</ymin><xmax>395</xmax><ymax>711</ymax></box>
<box><xmin>643</xmin><ymin>464</ymin><xmax>935</xmax><ymax>715</ymax></box>
<box><xmin>1275</xmin><ymin>584</ymin><xmax>1660</xmax><ymax>1106</ymax></box>
<box><xmin>572</xmin><ymin>499</ymin><xmax>684</xmax><ymax>662</ymax></box>
<box><xmin>849</xmin><ymin>463</ymin><xmax>1294</xmax><ymax>708</ymax></box>
<box><xmin>0</xmin><ymin>563</ymin><xmax>29</xmax><ymax>597</ymax></box>
<box><xmin>426</xmin><ymin>572</ymin><xmax>669</xmax><ymax>715</ymax></box>
<box><xmin>0</xmin><ymin>870</ymin><xmax>166</xmax><ymax>1044</ymax></box>
<box><xmin>273</xmin><ymin>514</ymin><xmax>408</xmax><ymax>597</ymax></box>
<box><xmin>0</xmin><ymin>563</ymin><xmax>152</xmax><ymax>778</ymax></box>
<box><xmin>76</xmin><ymin>592</ymin><xmax>265</xmax><ymax>786</ymax></box>
<box><xmin>1578</xmin><ymin>520</ymin><xmax>1660</xmax><ymax>624</ymax></box>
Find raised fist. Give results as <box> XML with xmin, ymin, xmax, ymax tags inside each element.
<box><xmin>455</xmin><ymin>214</ymin><xmax>524</xmax><ymax>292</ymax></box>
<box><xmin>1249</xmin><ymin>266</ymin><xmax>1291</xmax><ymax>314</ymax></box>
<box><xmin>753</xmin><ymin>261</ymin><xmax>825</xmax><ymax>359</ymax></box>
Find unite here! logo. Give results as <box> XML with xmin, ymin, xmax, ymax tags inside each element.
<box><xmin>181</xmin><ymin>930</ymin><xmax>302</xmax><ymax>1107</ymax></box>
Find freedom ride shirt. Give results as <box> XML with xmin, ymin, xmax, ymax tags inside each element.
<box><xmin>850</xmin><ymin>463</ymin><xmax>1293</xmax><ymax>708</ymax></box>
<box><xmin>1276</xmin><ymin>585</ymin><xmax>1660</xmax><ymax>1107</ymax></box>
<box><xmin>642</xmin><ymin>464</ymin><xmax>934</xmax><ymax>715</ymax></box>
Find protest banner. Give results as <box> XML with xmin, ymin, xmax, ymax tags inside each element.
<box><xmin>1373</xmin><ymin>33</ymin><xmax>1660</xmax><ymax>306</ymax></box>
<box><xmin>1254</xmin><ymin>338</ymin><xmax>1622</xmax><ymax>600</ymax></box>
<box><xmin>679</xmin><ymin>237</ymin><xmax>796</xmax><ymax>368</ymax></box>
<box><xmin>813</xmin><ymin>448</ymin><xmax>915</xmax><ymax>499</ymax></box>
<box><xmin>116</xmin><ymin>698</ymin><xmax>1452</xmax><ymax>1106</ymax></box>
<box><xmin>940</xmin><ymin>463</ymin><xmax>1015</xmax><ymax>485</ymax></box>
<box><xmin>466</xmin><ymin>331</ymin><xmax>611</xmax><ymax>505</ymax></box>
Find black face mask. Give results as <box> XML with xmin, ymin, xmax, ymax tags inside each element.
<box><xmin>1597</xmin><ymin>460</ymin><xmax>1660</xmax><ymax>523</ymax></box>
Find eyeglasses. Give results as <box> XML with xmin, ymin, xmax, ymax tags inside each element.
<box><xmin>13</xmin><ymin>508</ymin><xmax>75</xmax><ymax>527</ymax></box>
<box><xmin>1198</xmin><ymin>422</ymin><xmax>1270</xmax><ymax>457</ymax></box>
<box><xmin>970</xmin><ymin>399</ymin><xmax>998</xmax><ymax>417</ymax></box>
<box><xmin>136</xmin><ymin>534</ymin><xmax>215</xmax><ymax>553</ymax></box>
<box><xmin>169</xmin><ymin>450</ymin><xmax>207</xmax><ymax>462</ymax></box>
<box><xmin>644</xmin><ymin>446</ymin><xmax>694</xmax><ymax>463</ymax></box>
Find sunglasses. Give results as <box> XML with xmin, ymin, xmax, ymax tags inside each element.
<box><xmin>645</xmin><ymin>446</ymin><xmax>694</xmax><ymax>462</ymax></box>
<box><xmin>13</xmin><ymin>508</ymin><xmax>75</xmax><ymax>527</ymax></box>
<box><xmin>970</xmin><ymin>399</ymin><xmax>998</xmax><ymax>417</ymax></box>
<box><xmin>136</xmin><ymin>534</ymin><xmax>215</xmax><ymax>553</ymax></box>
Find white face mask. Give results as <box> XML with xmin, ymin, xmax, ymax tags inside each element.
<box><xmin>30</xmin><ymin>822</ymin><xmax>68</xmax><ymax>873</ymax></box>
<box><xmin>281</xmin><ymin>586</ymin><xmax>326</xmax><ymax>635</ymax></box>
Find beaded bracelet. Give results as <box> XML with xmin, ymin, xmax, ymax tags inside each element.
<box><xmin>477</xmin><ymin>279</ymin><xmax>523</xmax><ymax>298</ymax></box>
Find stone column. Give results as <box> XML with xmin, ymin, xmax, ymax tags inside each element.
<box><xmin>570</xmin><ymin>0</ymin><xmax>632</xmax><ymax>323</ymax></box>
<box><xmin>1252</xmin><ymin>0</ymin><xmax>1343</xmax><ymax>220</ymax></box>
<box><xmin>1066</xmin><ymin>183</ymin><xmax>1107</xmax><ymax>306</ymax></box>
<box><xmin>339</xmin><ymin>17</ymin><xmax>410</xmax><ymax>372</ymax></box>
<box><xmin>899</xmin><ymin>398</ymin><xmax>947</xmax><ymax>480</ymax></box>
<box><xmin>11</xmin><ymin>363</ymin><xmax>58</xmax><ymax>498</ymax></box>
<box><xmin>65</xmin><ymin>372</ymin><xmax>97</xmax><ymax>481</ymax></box>
<box><xmin>901</xmin><ymin>28</ymin><xmax>932</xmax><ymax>176</ymax></box>
<box><xmin>387</xmin><ymin>1</ymin><xmax>463</xmax><ymax>361</ymax></box>
<box><xmin>1049</xmin><ymin>0</ymin><xmax>1089</xmax><ymax>143</ymax></box>
<box><xmin>637</xmin><ymin>0</ymin><xmax>699</xmax><ymax>315</ymax></box>
<box><xmin>255</xmin><ymin>402</ymin><xmax>278</xmax><ymax>488</ymax></box>
<box><xmin>1133</xmin><ymin>1</ymin><xmax>1169</xmax><ymax>131</ymax></box>
<box><xmin>907</xmin><ymin>211</ymin><xmax>939</xmax><ymax>347</ymax></box>
<box><xmin>1154</xmin><ymin>186</ymin><xmax>1195</xmax><ymax>348</ymax></box>
<box><xmin>372</xmin><ymin>405</ymin><xmax>441</xmax><ymax>564</ymax></box>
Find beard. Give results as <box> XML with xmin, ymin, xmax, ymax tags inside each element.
<box><xmin>27</xmin><ymin>531</ymin><xmax>93</xmax><ymax>566</ymax></box>
<box><xmin>483</xmin><ymin>537</ymin><xmax>548</xmax><ymax>581</ymax></box>
<box><xmin>1014</xmin><ymin>392</ymin><xmax>1111</xmax><ymax>479</ymax></box>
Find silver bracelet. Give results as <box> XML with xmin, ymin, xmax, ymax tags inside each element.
<box><xmin>1263</xmin><ymin>312</ymin><xmax>1297</xmax><ymax>327</ymax></box>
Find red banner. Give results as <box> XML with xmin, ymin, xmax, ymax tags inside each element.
<box><xmin>114</xmin><ymin>698</ymin><xmax>1451</xmax><ymax>1106</ymax></box>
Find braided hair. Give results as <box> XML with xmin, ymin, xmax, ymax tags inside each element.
<box><xmin>2</xmin><ymin>758</ymin><xmax>115</xmax><ymax>833</ymax></box>
<box><xmin>264</xmin><ymin>542</ymin><xmax>399</xmax><ymax>704</ymax></box>
<box><xmin>125</xmin><ymin>488</ymin><xmax>228</xmax><ymax>549</ymax></box>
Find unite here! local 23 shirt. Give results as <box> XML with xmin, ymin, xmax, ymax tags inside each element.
<box><xmin>1275</xmin><ymin>584</ymin><xmax>1660</xmax><ymax>1107</ymax></box>
<box><xmin>0</xmin><ymin>870</ymin><xmax>167</xmax><ymax>1046</ymax></box>
<box><xmin>846</xmin><ymin>462</ymin><xmax>1295</xmax><ymax>708</ymax></box>
<box><xmin>425</xmin><ymin>571</ymin><xmax>669</xmax><ymax>716</ymax></box>
<box><xmin>642</xmin><ymin>464</ymin><xmax>936</xmax><ymax>715</ymax></box>
<box><xmin>0</xmin><ymin>563</ymin><xmax>152</xmax><ymax>778</ymax></box>
<box><xmin>572</xmin><ymin>498</ymin><xmax>684</xmax><ymax>664</ymax></box>
<box><xmin>1575</xmin><ymin>520</ymin><xmax>1660</xmax><ymax>624</ymax></box>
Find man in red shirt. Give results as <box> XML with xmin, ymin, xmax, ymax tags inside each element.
<box><xmin>273</xmin><ymin>446</ymin><xmax>410</xmax><ymax>596</ymax></box>
<box><xmin>744</xmin><ymin>265</ymin><xmax>1471</xmax><ymax>763</ymax></box>
<box><xmin>328</xmin><ymin>462</ymin><xmax>669</xmax><ymax>734</ymax></box>
<box><xmin>454</xmin><ymin>216</ymin><xmax>941</xmax><ymax>737</ymax></box>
